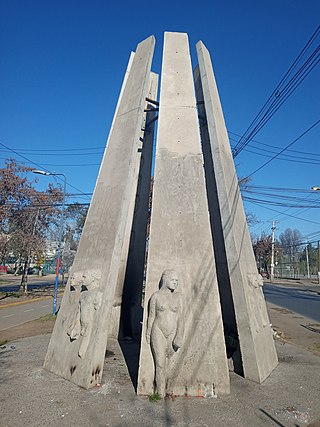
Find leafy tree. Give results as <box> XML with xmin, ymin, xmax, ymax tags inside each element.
<box><xmin>0</xmin><ymin>159</ymin><xmax>63</xmax><ymax>292</ymax></box>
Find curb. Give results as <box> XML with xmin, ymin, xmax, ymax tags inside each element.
<box><xmin>0</xmin><ymin>293</ymin><xmax>64</xmax><ymax>310</ymax></box>
<box><xmin>0</xmin><ymin>296</ymin><xmax>52</xmax><ymax>309</ymax></box>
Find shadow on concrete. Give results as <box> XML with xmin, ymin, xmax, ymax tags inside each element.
<box><xmin>0</xmin><ymin>347</ymin><xmax>16</xmax><ymax>385</ymax></box>
<box><xmin>259</xmin><ymin>408</ymin><xmax>286</xmax><ymax>426</ymax></box>
<box><xmin>118</xmin><ymin>338</ymin><xmax>141</xmax><ymax>392</ymax></box>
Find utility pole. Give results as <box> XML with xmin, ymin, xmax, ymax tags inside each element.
<box><xmin>318</xmin><ymin>240</ymin><xmax>320</xmax><ymax>284</ymax></box>
<box><xmin>270</xmin><ymin>221</ymin><xmax>276</xmax><ymax>282</ymax></box>
<box><xmin>33</xmin><ymin>170</ymin><xmax>67</xmax><ymax>314</ymax></box>
<box><xmin>306</xmin><ymin>243</ymin><xmax>310</xmax><ymax>279</ymax></box>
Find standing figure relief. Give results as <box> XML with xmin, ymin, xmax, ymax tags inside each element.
<box><xmin>67</xmin><ymin>270</ymin><xmax>102</xmax><ymax>359</ymax></box>
<box><xmin>146</xmin><ymin>269</ymin><xmax>184</xmax><ymax>397</ymax></box>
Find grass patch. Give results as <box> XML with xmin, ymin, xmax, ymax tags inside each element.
<box><xmin>309</xmin><ymin>343</ymin><xmax>320</xmax><ymax>353</ymax></box>
<box><xmin>0</xmin><ymin>339</ymin><xmax>8</xmax><ymax>346</ymax></box>
<box><xmin>148</xmin><ymin>392</ymin><xmax>161</xmax><ymax>402</ymax></box>
<box><xmin>39</xmin><ymin>313</ymin><xmax>56</xmax><ymax>322</ymax></box>
<box><xmin>0</xmin><ymin>292</ymin><xmax>22</xmax><ymax>300</ymax></box>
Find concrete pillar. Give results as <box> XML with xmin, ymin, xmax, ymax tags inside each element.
<box><xmin>44</xmin><ymin>35</ymin><xmax>155</xmax><ymax>389</ymax></box>
<box><xmin>195</xmin><ymin>40</ymin><xmax>278</xmax><ymax>383</ymax></box>
<box><xmin>111</xmin><ymin>72</ymin><xmax>158</xmax><ymax>339</ymax></box>
<box><xmin>137</xmin><ymin>32</ymin><xmax>230</xmax><ymax>397</ymax></box>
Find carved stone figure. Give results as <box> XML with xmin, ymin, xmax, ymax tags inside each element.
<box><xmin>146</xmin><ymin>269</ymin><xmax>183</xmax><ymax>397</ymax></box>
<box><xmin>67</xmin><ymin>270</ymin><xmax>102</xmax><ymax>359</ymax></box>
<box><xmin>67</xmin><ymin>272</ymin><xmax>84</xmax><ymax>340</ymax></box>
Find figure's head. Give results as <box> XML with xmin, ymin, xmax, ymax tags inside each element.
<box><xmin>161</xmin><ymin>269</ymin><xmax>179</xmax><ymax>292</ymax></box>
<box><xmin>83</xmin><ymin>269</ymin><xmax>101</xmax><ymax>290</ymax></box>
<box><xmin>69</xmin><ymin>271</ymin><xmax>85</xmax><ymax>291</ymax></box>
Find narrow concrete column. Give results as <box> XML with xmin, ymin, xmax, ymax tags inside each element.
<box><xmin>44</xmin><ymin>36</ymin><xmax>155</xmax><ymax>389</ymax></box>
<box><xmin>137</xmin><ymin>32</ymin><xmax>230</xmax><ymax>397</ymax></box>
<box><xmin>195</xmin><ymin>41</ymin><xmax>278</xmax><ymax>383</ymax></box>
<box><xmin>111</xmin><ymin>72</ymin><xmax>158</xmax><ymax>339</ymax></box>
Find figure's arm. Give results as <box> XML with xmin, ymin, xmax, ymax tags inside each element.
<box><xmin>93</xmin><ymin>291</ymin><xmax>102</xmax><ymax>310</ymax></box>
<box><xmin>146</xmin><ymin>294</ymin><xmax>156</xmax><ymax>344</ymax></box>
<box><xmin>173</xmin><ymin>294</ymin><xmax>184</xmax><ymax>350</ymax></box>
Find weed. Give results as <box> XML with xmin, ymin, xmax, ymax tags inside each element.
<box><xmin>148</xmin><ymin>392</ymin><xmax>161</xmax><ymax>402</ymax></box>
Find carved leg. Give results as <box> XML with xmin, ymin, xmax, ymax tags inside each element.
<box><xmin>150</xmin><ymin>327</ymin><xmax>167</xmax><ymax>397</ymax></box>
<box><xmin>165</xmin><ymin>334</ymin><xmax>175</xmax><ymax>394</ymax></box>
<box><xmin>78</xmin><ymin>327</ymin><xmax>91</xmax><ymax>358</ymax></box>
<box><xmin>67</xmin><ymin>308</ymin><xmax>81</xmax><ymax>339</ymax></box>
<box><xmin>78</xmin><ymin>304</ymin><xmax>93</xmax><ymax>358</ymax></box>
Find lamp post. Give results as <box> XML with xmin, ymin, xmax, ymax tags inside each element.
<box><xmin>311</xmin><ymin>187</ymin><xmax>320</xmax><ymax>283</ymax></box>
<box><xmin>33</xmin><ymin>170</ymin><xmax>67</xmax><ymax>314</ymax></box>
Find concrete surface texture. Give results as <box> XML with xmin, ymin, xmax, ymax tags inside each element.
<box><xmin>137</xmin><ymin>32</ymin><xmax>229</xmax><ymax>397</ymax></box>
<box><xmin>44</xmin><ymin>35</ymin><xmax>155</xmax><ymax>389</ymax></box>
<box><xmin>110</xmin><ymin>71</ymin><xmax>158</xmax><ymax>339</ymax></box>
<box><xmin>195</xmin><ymin>40</ymin><xmax>278</xmax><ymax>383</ymax></box>
<box><xmin>1</xmin><ymin>333</ymin><xmax>319</xmax><ymax>427</ymax></box>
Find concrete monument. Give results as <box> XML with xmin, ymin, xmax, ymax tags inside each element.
<box><xmin>194</xmin><ymin>41</ymin><xmax>278</xmax><ymax>382</ymax></box>
<box><xmin>44</xmin><ymin>35</ymin><xmax>155</xmax><ymax>389</ymax></box>
<box><xmin>44</xmin><ymin>32</ymin><xmax>277</xmax><ymax>395</ymax></box>
<box><xmin>137</xmin><ymin>32</ymin><xmax>230</xmax><ymax>397</ymax></box>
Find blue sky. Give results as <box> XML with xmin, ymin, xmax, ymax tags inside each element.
<box><xmin>1</xmin><ymin>0</ymin><xmax>319</xmax><ymax>242</ymax></box>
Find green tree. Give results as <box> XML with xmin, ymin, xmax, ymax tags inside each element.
<box><xmin>0</xmin><ymin>159</ymin><xmax>63</xmax><ymax>292</ymax></box>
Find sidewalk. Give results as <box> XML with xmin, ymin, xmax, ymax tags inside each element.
<box><xmin>0</xmin><ymin>282</ymin><xmax>319</xmax><ymax>426</ymax></box>
<box><xmin>1</xmin><ymin>332</ymin><xmax>319</xmax><ymax>427</ymax></box>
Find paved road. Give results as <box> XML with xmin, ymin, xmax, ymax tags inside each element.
<box><xmin>0</xmin><ymin>279</ymin><xmax>55</xmax><ymax>293</ymax></box>
<box><xmin>0</xmin><ymin>297</ymin><xmax>61</xmax><ymax>330</ymax></box>
<box><xmin>1</xmin><ymin>282</ymin><xmax>319</xmax><ymax>331</ymax></box>
<box><xmin>263</xmin><ymin>284</ymin><xmax>320</xmax><ymax>322</ymax></box>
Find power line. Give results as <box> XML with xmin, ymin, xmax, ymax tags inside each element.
<box><xmin>245</xmin><ymin>118</ymin><xmax>320</xmax><ymax>178</ymax></box>
<box><xmin>246</xmin><ymin>199</ymin><xmax>320</xmax><ymax>225</ymax></box>
<box><xmin>0</xmin><ymin>150</ymin><xmax>104</xmax><ymax>157</ymax></box>
<box><xmin>0</xmin><ymin>157</ymin><xmax>101</xmax><ymax>167</ymax></box>
<box><xmin>232</xmin><ymin>25</ymin><xmax>320</xmax><ymax>158</ymax></box>
<box><xmin>0</xmin><ymin>142</ymin><xmax>91</xmax><ymax>200</ymax></box>
<box><xmin>243</xmin><ymin>195</ymin><xmax>320</xmax><ymax>209</ymax></box>
<box><xmin>0</xmin><ymin>146</ymin><xmax>104</xmax><ymax>153</ymax></box>
<box><xmin>230</xmin><ymin>138</ymin><xmax>320</xmax><ymax>166</ymax></box>
<box><xmin>229</xmin><ymin>130</ymin><xmax>320</xmax><ymax>158</ymax></box>
<box><xmin>243</xmin><ymin>184</ymin><xmax>314</xmax><ymax>193</ymax></box>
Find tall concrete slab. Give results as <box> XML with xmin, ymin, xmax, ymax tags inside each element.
<box><xmin>137</xmin><ymin>32</ymin><xmax>230</xmax><ymax>397</ymax></box>
<box><xmin>195</xmin><ymin>41</ymin><xmax>278</xmax><ymax>383</ymax></box>
<box><xmin>44</xmin><ymin>36</ymin><xmax>155</xmax><ymax>389</ymax></box>
<box><xmin>111</xmin><ymin>72</ymin><xmax>158</xmax><ymax>339</ymax></box>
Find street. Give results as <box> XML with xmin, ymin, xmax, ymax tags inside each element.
<box><xmin>0</xmin><ymin>278</ymin><xmax>55</xmax><ymax>293</ymax></box>
<box><xmin>0</xmin><ymin>281</ymin><xmax>319</xmax><ymax>331</ymax></box>
<box><xmin>263</xmin><ymin>283</ymin><xmax>320</xmax><ymax>322</ymax></box>
<box><xmin>0</xmin><ymin>297</ymin><xmax>62</xmax><ymax>330</ymax></box>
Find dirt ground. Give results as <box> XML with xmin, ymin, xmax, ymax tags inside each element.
<box><xmin>1</xmin><ymin>286</ymin><xmax>320</xmax><ymax>426</ymax></box>
<box><xmin>267</xmin><ymin>303</ymin><xmax>320</xmax><ymax>356</ymax></box>
<box><xmin>0</xmin><ymin>314</ymin><xmax>56</xmax><ymax>345</ymax></box>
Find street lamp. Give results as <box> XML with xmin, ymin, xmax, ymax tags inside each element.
<box><xmin>33</xmin><ymin>170</ymin><xmax>67</xmax><ymax>314</ymax></box>
<box><xmin>311</xmin><ymin>186</ymin><xmax>320</xmax><ymax>283</ymax></box>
